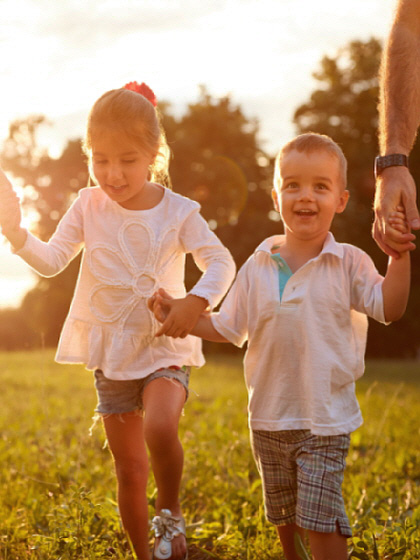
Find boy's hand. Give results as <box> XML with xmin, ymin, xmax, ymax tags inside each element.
<box><xmin>387</xmin><ymin>205</ymin><xmax>411</xmax><ymax>255</ymax></box>
<box><xmin>148</xmin><ymin>290</ymin><xmax>169</xmax><ymax>324</ymax></box>
<box><xmin>388</xmin><ymin>205</ymin><xmax>409</xmax><ymax>234</ymax></box>
<box><xmin>153</xmin><ymin>289</ymin><xmax>208</xmax><ymax>338</ymax></box>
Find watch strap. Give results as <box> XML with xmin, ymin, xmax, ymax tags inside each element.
<box><xmin>375</xmin><ymin>154</ymin><xmax>409</xmax><ymax>177</ymax></box>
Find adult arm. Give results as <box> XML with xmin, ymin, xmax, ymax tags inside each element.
<box><xmin>374</xmin><ymin>0</ymin><xmax>420</xmax><ymax>256</ymax></box>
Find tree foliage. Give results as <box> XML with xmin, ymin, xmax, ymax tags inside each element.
<box><xmin>162</xmin><ymin>86</ymin><xmax>276</xmax><ymax>264</ymax></box>
<box><xmin>293</xmin><ymin>37</ymin><xmax>420</xmax><ymax>357</ymax></box>
<box><xmin>0</xmin><ymin>43</ymin><xmax>419</xmax><ymax>357</ymax></box>
<box><xmin>0</xmin><ymin>88</ymin><xmax>276</xmax><ymax>348</ymax></box>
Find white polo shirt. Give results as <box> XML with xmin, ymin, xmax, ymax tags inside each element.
<box><xmin>211</xmin><ymin>233</ymin><xmax>387</xmax><ymax>435</ymax></box>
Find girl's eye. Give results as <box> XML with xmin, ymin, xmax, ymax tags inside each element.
<box><xmin>122</xmin><ymin>160</ymin><xmax>136</xmax><ymax>164</ymax></box>
<box><xmin>93</xmin><ymin>160</ymin><xmax>107</xmax><ymax>165</ymax></box>
<box><xmin>284</xmin><ymin>182</ymin><xmax>298</xmax><ymax>189</ymax></box>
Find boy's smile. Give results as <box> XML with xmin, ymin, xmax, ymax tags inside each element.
<box><xmin>272</xmin><ymin>149</ymin><xmax>349</xmax><ymax>246</ymax></box>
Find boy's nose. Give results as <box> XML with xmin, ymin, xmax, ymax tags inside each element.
<box><xmin>299</xmin><ymin>186</ymin><xmax>315</xmax><ymax>200</ymax></box>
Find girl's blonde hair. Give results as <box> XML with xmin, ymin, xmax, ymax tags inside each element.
<box><xmin>274</xmin><ymin>132</ymin><xmax>347</xmax><ymax>191</ymax></box>
<box><xmin>83</xmin><ymin>88</ymin><xmax>171</xmax><ymax>187</ymax></box>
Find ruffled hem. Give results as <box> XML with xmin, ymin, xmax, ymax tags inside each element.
<box><xmin>55</xmin><ymin>317</ymin><xmax>205</xmax><ymax>379</ymax></box>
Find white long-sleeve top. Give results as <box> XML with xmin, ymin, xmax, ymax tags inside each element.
<box><xmin>211</xmin><ymin>233</ymin><xmax>387</xmax><ymax>436</ymax></box>
<box><xmin>16</xmin><ymin>186</ymin><xmax>236</xmax><ymax>379</ymax></box>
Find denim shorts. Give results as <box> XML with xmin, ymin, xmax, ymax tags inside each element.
<box><xmin>250</xmin><ymin>429</ymin><xmax>352</xmax><ymax>536</ymax></box>
<box><xmin>94</xmin><ymin>367</ymin><xmax>190</xmax><ymax>415</ymax></box>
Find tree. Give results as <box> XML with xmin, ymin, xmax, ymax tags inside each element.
<box><xmin>1</xmin><ymin>117</ymin><xmax>88</xmax><ymax>240</ymax></box>
<box><xmin>163</xmin><ymin>86</ymin><xmax>276</xmax><ymax>268</ymax></box>
<box><xmin>0</xmin><ymin>89</ymin><xmax>276</xmax><ymax>349</ymax></box>
<box><xmin>293</xmin><ymin>37</ymin><xmax>420</xmax><ymax>358</ymax></box>
<box><xmin>1</xmin><ymin>118</ymin><xmax>87</xmax><ymax>347</ymax></box>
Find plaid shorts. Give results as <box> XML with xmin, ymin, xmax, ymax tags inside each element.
<box><xmin>250</xmin><ymin>429</ymin><xmax>352</xmax><ymax>536</ymax></box>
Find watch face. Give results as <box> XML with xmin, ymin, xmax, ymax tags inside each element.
<box><xmin>375</xmin><ymin>154</ymin><xmax>409</xmax><ymax>177</ymax></box>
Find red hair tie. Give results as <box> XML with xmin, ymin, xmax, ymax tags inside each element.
<box><xmin>123</xmin><ymin>81</ymin><xmax>157</xmax><ymax>107</ymax></box>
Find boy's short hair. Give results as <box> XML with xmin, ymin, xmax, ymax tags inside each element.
<box><xmin>274</xmin><ymin>132</ymin><xmax>348</xmax><ymax>190</ymax></box>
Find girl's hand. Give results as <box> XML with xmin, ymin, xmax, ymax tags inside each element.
<box><xmin>153</xmin><ymin>289</ymin><xmax>208</xmax><ymax>338</ymax></box>
<box><xmin>0</xmin><ymin>169</ymin><xmax>22</xmax><ymax>233</ymax></box>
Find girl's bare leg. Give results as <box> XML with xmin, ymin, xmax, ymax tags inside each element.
<box><xmin>143</xmin><ymin>377</ymin><xmax>187</xmax><ymax>560</ymax></box>
<box><xmin>103</xmin><ymin>413</ymin><xmax>151</xmax><ymax>560</ymax></box>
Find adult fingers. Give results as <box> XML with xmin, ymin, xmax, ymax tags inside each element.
<box><xmin>402</xmin><ymin>190</ymin><xmax>420</xmax><ymax>230</ymax></box>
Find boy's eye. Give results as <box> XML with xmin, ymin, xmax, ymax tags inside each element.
<box><xmin>315</xmin><ymin>183</ymin><xmax>328</xmax><ymax>190</ymax></box>
<box><xmin>284</xmin><ymin>182</ymin><xmax>299</xmax><ymax>190</ymax></box>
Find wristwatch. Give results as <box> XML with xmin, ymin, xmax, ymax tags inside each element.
<box><xmin>374</xmin><ymin>154</ymin><xmax>409</xmax><ymax>178</ymax></box>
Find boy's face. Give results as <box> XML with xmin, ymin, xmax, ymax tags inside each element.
<box><xmin>272</xmin><ymin>149</ymin><xmax>349</xmax><ymax>244</ymax></box>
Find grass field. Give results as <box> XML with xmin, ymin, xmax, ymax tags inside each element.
<box><xmin>0</xmin><ymin>350</ymin><xmax>419</xmax><ymax>559</ymax></box>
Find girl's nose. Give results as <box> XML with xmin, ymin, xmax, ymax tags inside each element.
<box><xmin>107</xmin><ymin>164</ymin><xmax>124</xmax><ymax>183</ymax></box>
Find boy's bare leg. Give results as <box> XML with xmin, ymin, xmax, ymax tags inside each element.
<box><xmin>307</xmin><ymin>527</ymin><xmax>348</xmax><ymax>560</ymax></box>
<box><xmin>276</xmin><ymin>523</ymin><xmax>306</xmax><ymax>560</ymax></box>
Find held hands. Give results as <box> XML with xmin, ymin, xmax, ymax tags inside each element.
<box><xmin>373</xmin><ymin>167</ymin><xmax>419</xmax><ymax>258</ymax></box>
<box><xmin>147</xmin><ymin>288</ymin><xmax>208</xmax><ymax>338</ymax></box>
<box><xmin>388</xmin><ymin>205</ymin><xmax>410</xmax><ymax>235</ymax></box>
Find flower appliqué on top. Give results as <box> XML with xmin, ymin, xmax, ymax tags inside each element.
<box><xmin>87</xmin><ymin>220</ymin><xmax>176</xmax><ymax>338</ymax></box>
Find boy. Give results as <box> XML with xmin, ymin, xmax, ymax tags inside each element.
<box><xmin>150</xmin><ymin>133</ymin><xmax>411</xmax><ymax>560</ymax></box>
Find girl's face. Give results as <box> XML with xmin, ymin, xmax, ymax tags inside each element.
<box><xmin>90</xmin><ymin>131</ymin><xmax>157</xmax><ymax>210</ymax></box>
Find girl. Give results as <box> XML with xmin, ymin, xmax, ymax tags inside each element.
<box><xmin>0</xmin><ymin>82</ymin><xmax>235</xmax><ymax>560</ymax></box>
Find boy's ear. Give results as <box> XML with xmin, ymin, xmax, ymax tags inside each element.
<box><xmin>271</xmin><ymin>188</ymin><xmax>280</xmax><ymax>212</ymax></box>
<box><xmin>336</xmin><ymin>189</ymin><xmax>350</xmax><ymax>214</ymax></box>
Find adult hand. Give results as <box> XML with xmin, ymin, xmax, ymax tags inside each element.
<box><xmin>373</xmin><ymin>166</ymin><xmax>419</xmax><ymax>257</ymax></box>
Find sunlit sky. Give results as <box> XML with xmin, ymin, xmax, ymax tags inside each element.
<box><xmin>0</xmin><ymin>0</ymin><xmax>396</xmax><ymax>308</ymax></box>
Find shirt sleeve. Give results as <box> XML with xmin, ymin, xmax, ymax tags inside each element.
<box><xmin>179</xmin><ymin>209</ymin><xmax>236</xmax><ymax>309</ymax></box>
<box><xmin>210</xmin><ymin>261</ymin><xmax>250</xmax><ymax>347</ymax></box>
<box><xmin>14</xmin><ymin>195</ymin><xmax>85</xmax><ymax>277</ymax></box>
<box><xmin>348</xmin><ymin>247</ymin><xmax>387</xmax><ymax>324</ymax></box>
